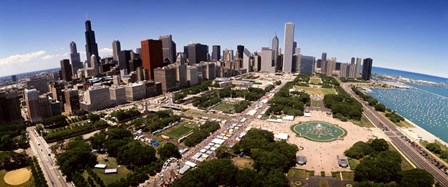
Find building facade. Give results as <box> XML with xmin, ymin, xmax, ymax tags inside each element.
<box><xmin>141</xmin><ymin>39</ymin><xmax>164</xmax><ymax>80</ymax></box>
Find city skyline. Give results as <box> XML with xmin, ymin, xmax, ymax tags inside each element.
<box><xmin>0</xmin><ymin>0</ymin><xmax>447</xmax><ymax>78</ymax></box>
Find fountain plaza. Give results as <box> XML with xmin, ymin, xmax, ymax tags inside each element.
<box><xmin>251</xmin><ymin>110</ymin><xmax>388</xmax><ymax>175</ymax></box>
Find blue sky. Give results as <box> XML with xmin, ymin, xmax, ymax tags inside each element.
<box><xmin>0</xmin><ymin>0</ymin><xmax>447</xmax><ymax>77</ymax></box>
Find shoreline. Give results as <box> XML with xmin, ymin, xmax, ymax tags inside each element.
<box><xmin>399</xmin><ymin>117</ymin><xmax>448</xmax><ymax>148</ymax></box>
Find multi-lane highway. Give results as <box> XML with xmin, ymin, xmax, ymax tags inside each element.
<box><xmin>27</xmin><ymin>127</ymin><xmax>70</xmax><ymax>187</ymax></box>
<box><xmin>341</xmin><ymin>83</ymin><xmax>448</xmax><ymax>186</ymax></box>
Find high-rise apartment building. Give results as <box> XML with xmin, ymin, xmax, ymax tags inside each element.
<box><xmin>260</xmin><ymin>47</ymin><xmax>275</xmax><ymax>73</ymax></box>
<box><xmin>272</xmin><ymin>34</ymin><xmax>279</xmax><ymax>69</ymax></box>
<box><xmin>355</xmin><ymin>58</ymin><xmax>362</xmax><ymax>78</ymax></box>
<box><xmin>141</xmin><ymin>39</ymin><xmax>164</xmax><ymax>80</ymax></box>
<box><xmin>159</xmin><ymin>35</ymin><xmax>177</xmax><ymax>63</ymax></box>
<box><xmin>362</xmin><ymin>58</ymin><xmax>373</xmax><ymax>80</ymax></box>
<box><xmin>60</xmin><ymin>59</ymin><xmax>72</xmax><ymax>81</ymax></box>
<box><xmin>154</xmin><ymin>66</ymin><xmax>178</xmax><ymax>92</ymax></box>
<box><xmin>242</xmin><ymin>48</ymin><xmax>252</xmax><ymax>72</ymax></box>
<box><xmin>283</xmin><ymin>22</ymin><xmax>295</xmax><ymax>73</ymax></box>
<box><xmin>118</xmin><ymin>50</ymin><xmax>132</xmax><ymax>73</ymax></box>
<box><xmin>212</xmin><ymin>45</ymin><xmax>221</xmax><ymax>61</ymax></box>
<box><xmin>0</xmin><ymin>90</ymin><xmax>22</xmax><ymax>125</ymax></box>
<box><xmin>223</xmin><ymin>49</ymin><xmax>234</xmax><ymax>62</ymax></box>
<box><xmin>63</xmin><ymin>89</ymin><xmax>80</xmax><ymax>115</ymax></box>
<box><xmin>84</xmin><ymin>20</ymin><xmax>99</xmax><ymax>64</ymax></box>
<box><xmin>237</xmin><ymin>45</ymin><xmax>244</xmax><ymax>59</ymax></box>
<box><xmin>112</xmin><ymin>40</ymin><xmax>121</xmax><ymax>61</ymax></box>
<box><xmin>70</xmin><ymin>42</ymin><xmax>82</xmax><ymax>78</ymax></box>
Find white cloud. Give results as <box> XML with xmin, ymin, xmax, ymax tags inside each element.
<box><xmin>99</xmin><ymin>48</ymin><xmax>113</xmax><ymax>57</ymax></box>
<box><xmin>0</xmin><ymin>50</ymin><xmax>47</xmax><ymax>65</ymax></box>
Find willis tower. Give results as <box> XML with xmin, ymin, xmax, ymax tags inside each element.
<box><xmin>85</xmin><ymin>20</ymin><xmax>99</xmax><ymax>64</ymax></box>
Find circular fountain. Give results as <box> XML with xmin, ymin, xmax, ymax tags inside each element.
<box><xmin>292</xmin><ymin>121</ymin><xmax>346</xmax><ymax>142</ymax></box>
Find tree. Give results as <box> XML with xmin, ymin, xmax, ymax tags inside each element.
<box><xmin>345</xmin><ymin>141</ymin><xmax>373</xmax><ymax>159</ymax></box>
<box><xmin>56</xmin><ymin>138</ymin><xmax>97</xmax><ymax>180</ymax></box>
<box><xmin>158</xmin><ymin>142</ymin><xmax>181</xmax><ymax>160</ymax></box>
<box><xmin>369</xmin><ymin>139</ymin><xmax>389</xmax><ymax>152</ymax></box>
<box><xmin>374</xmin><ymin>103</ymin><xmax>386</xmax><ymax>112</ymax></box>
<box><xmin>262</xmin><ymin>169</ymin><xmax>289</xmax><ymax>187</ymax></box>
<box><xmin>117</xmin><ymin>141</ymin><xmax>157</xmax><ymax>167</ymax></box>
<box><xmin>426</xmin><ymin>142</ymin><xmax>442</xmax><ymax>154</ymax></box>
<box><xmin>354</xmin><ymin>151</ymin><xmax>402</xmax><ymax>183</ymax></box>
<box><xmin>400</xmin><ymin>168</ymin><xmax>434</xmax><ymax>187</ymax></box>
<box><xmin>215</xmin><ymin>146</ymin><xmax>232</xmax><ymax>159</ymax></box>
<box><xmin>173</xmin><ymin>159</ymin><xmax>238</xmax><ymax>187</ymax></box>
<box><xmin>88</xmin><ymin>112</ymin><xmax>100</xmax><ymax>123</ymax></box>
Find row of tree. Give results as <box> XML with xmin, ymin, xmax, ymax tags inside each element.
<box><xmin>142</xmin><ymin>110</ymin><xmax>182</xmax><ymax>132</ymax></box>
<box><xmin>44</xmin><ymin>120</ymin><xmax>109</xmax><ymax>143</ymax></box>
<box><xmin>174</xmin><ymin>80</ymin><xmax>212</xmax><ymax>102</ymax></box>
<box><xmin>86</xmin><ymin>168</ymin><xmax>106</xmax><ymax>187</ymax></box>
<box><xmin>110</xmin><ymin>108</ymin><xmax>141</xmax><ymax>122</ymax></box>
<box><xmin>192</xmin><ymin>93</ymin><xmax>222</xmax><ymax>109</ymax></box>
<box><xmin>30</xmin><ymin>157</ymin><xmax>48</xmax><ymax>187</ymax></box>
<box><xmin>234</xmin><ymin>100</ymin><xmax>251</xmax><ymax>113</ymax></box>
<box><xmin>0</xmin><ymin>151</ymin><xmax>29</xmax><ymax>171</ymax></box>
<box><xmin>426</xmin><ymin>142</ymin><xmax>448</xmax><ymax>160</ymax></box>
<box><xmin>266</xmin><ymin>80</ymin><xmax>310</xmax><ymax>116</ymax></box>
<box><xmin>184</xmin><ymin>121</ymin><xmax>220</xmax><ymax>147</ymax></box>
<box><xmin>323</xmin><ymin>94</ymin><xmax>363</xmax><ymax>120</ymax></box>
<box><xmin>42</xmin><ymin>115</ymin><xmax>69</xmax><ymax>129</ymax></box>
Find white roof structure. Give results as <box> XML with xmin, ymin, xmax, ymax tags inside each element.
<box><xmin>104</xmin><ymin>168</ymin><xmax>117</xmax><ymax>174</ymax></box>
<box><xmin>274</xmin><ymin>133</ymin><xmax>289</xmax><ymax>140</ymax></box>
<box><xmin>211</xmin><ymin>138</ymin><xmax>225</xmax><ymax>145</ymax></box>
<box><xmin>304</xmin><ymin>113</ymin><xmax>311</xmax><ymax>117</ymax></box>
<box><xmin>185</xmin><ymin>161</ymin><xmax>197</xmax><ymax>168</ymax></box>
<box><xmin>193</xmin><ymin>153</ymin><xmax>202</xmax><ymax>159</ymax></box>
<box><xmin>179</xmin><ymin>165</ymin><xmax>191</xmax><ymax>175</ymax></box>
<box><xmin>94</xmin><ymin>164</ymin><xmax>107</xmax><ymax>169</ymax></box>
<box><xmin>282</xmin><ymin>115</ymin><xmax>294</xmax><ymax>121</ymax></box>
<box><xmin>246</xmin><ymin>110</ymin><xmax>257</xmax><ymax>116</ymax></box>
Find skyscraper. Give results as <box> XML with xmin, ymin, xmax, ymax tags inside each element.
<box><xmin>321</xmin><ymin>52</ymin><xmax>327</xmax><ymax>73</ymax></box>
<box><xmin>84</xmin><ymin>20</ymin><xmax>99</xmax><ymax>64</ymax></box>
<box><xmin>187</xmin><ymin>43</ymin><xmax>208</xmax><ymax>65</ymax></box>
<box><xmin>242</xmin><ymin>48</ymin><xmax>252</xmax><ymax>72</ymax></box>
<box><xmin>112</xmin><ymin>40</ymin><xmax>121</xmax><ymax>61</ymax></box>
<box><xmin>141</xmin><ymin>39</ymin><xmax>163</xmax><ymax>80</ymax></box>
<box><xmin>260</xmin><ymin>47</ymin><xmax>275</xmax><ymax>73</ymax></box>
<box><xmin>0</xmin><ymin>90</ymin><xmax>22</xmax><ymax>125</ymax></box>
<box><xmin>283</xmin><ymin>22</ymin><xmax>295</xmax><ymax>73</ymax></box>
<box><xmin>212</xmin><ymin>45</ymin><xmax>221</xmax><ymax>61</ymax></box>
<box><xmin>70</xmin><ymin>42</ymin><xmax>82</xmax><ymax>78</ymax></box>
<box><xmin>118</xmin><ymin>50</ymin><xmax>132</xmax><ymax>73</ymax></box>
<box><xmin>299</xmin><ymin>55</ymin><xmax>315</xmax><ymax>75</ymax></box>
<box><xmin>355</xmin><ymin>58</ymin><xmax>362</xmax><ymax>78</ymax></box>
<box><xmin>159</xmin><ymin>35</ymin><xmax>177</xmax><ymax>63</ymax></box>
<box><xmin>362</xmin><ymin>58</ymin><xmax>373</xmax><ymax>80</ymax></box>
<box><xmin>60</xmin><ymin>59</ymin><xmax>72</xmax><ymax>81</ymax></box>
<box><xmin>272</xmin><ymin>34</ymin><xmax>279</xmax><ymax>68</ymax></box>
<box><xmin>237</xmin><ymin>45</ymin><xmax>244</xmax><ymax>59</ymax></box>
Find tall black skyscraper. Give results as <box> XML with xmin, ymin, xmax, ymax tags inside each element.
<box><xmin>237</xmin><ymin>45</ymin><xmax>244</xmax><ymax>59</ymax></box>
<box><xmin>212</xmin><ymin>45</ymin><xmax>221</xmax><ymax>61</ymax></box>
<box><xmin>119</xmin><ymin>50</ymin><xmax>132</xmax><ymax>73</ymax></box>
<box><xmin>70</xmin><ymin>42</ymin><xmax>82</xmax><ymax>78</ymax></box>
<box><xmin>362</xmin><ymin>58</ymin><xmax>373</xmax><ymax>80</ymax></box>
<box><xmin>186</xmin><ymin>43</ymin><xmax>208</xmax><ymax>65</ymax></box>
<box><xmin>60</xmin><ymin>59</ymin><xmax>72</xmax><ymax>81</ymax></box>
<box><xmin>85</xmin><ymin>20</ymin><xmax>99</xmax><ymax>64</ymax></box>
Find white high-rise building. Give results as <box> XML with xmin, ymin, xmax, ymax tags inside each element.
<box><xmin>260</xmin><ymin>47</ymin><xmax>275</xmax><ymax>73</ymax></box>
<box><xmin>283</xmin><ymin>22</ymin><xmax>295</xmax><ymax>73</ymax></box>
<box><xmin>242</xmin><ymin>48</ymin><xmax>252</xmax><ymax>72</ymax></box>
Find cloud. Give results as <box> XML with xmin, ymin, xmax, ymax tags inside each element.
<box><xmin>0</xmin><ymin>51</ymin><xmax>47</xmax><ymax>65</ymax></box>
<box><xmin>99</xmin><ymin>48</ymin><xmax>113</xmax><ymax>57</ymax></box>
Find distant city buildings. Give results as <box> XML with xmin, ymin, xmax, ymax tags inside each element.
<box><xmin>362</xmin><ymin>58</ymin><xmax>373</xmax><ymax>80</ymax></box>
<box><xmin>186</xmin><ymin>43</ymin><xmax>208</xmax><ymax>65</ymax></box>
<box><xmin>70</xmin><ymin>42</ymin><xmax>82</xmax><ymax>78</ymax></box>
<box><xmin>212</xmin><ymin>45</ymin><xmax>221</xmax><ymax>61</ymax></box>
<box><xmin>112</xmin><ymin>40</ymin><xmax>121</xmax><ymax>61</ymax></box>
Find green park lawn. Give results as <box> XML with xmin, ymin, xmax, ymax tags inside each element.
<box><xmin>351</xmin><ymin>114</ymin><xmax>375</xmax><ymax>128</ymax></box>
<box><xmin>212</xmin><ymin>102</ymin><xmax>235</xmax><ymax>114</ymax></box>
<box><xmin>161</xmin><ymin>122</ymin><xmax>197</xmax><ymax>140</ymax></box>
<box><xmin>310</xmin><ymin>77</ymin><xmax>322</xmax><ymax>85</ymax></box>
<box><xmin>295</xmin><ymin>86</ymin><xmax>336</xmax><ymax>96</ymax></box>
<box><xmin>420</xmin><ymin>140</ymin><xmax>448</xmax><ymax>164</ymax></box>
<box><xmin>347</xmin><ymin>157</ymin><xmax>360</xmax><ymax>170</ymax></box>
<box><xmin>0</xmin><ymin>169</ymin><xmax>35</xmax><ymax>187</ymax></box>
<box><xmin>288</xmin><ymin>168</ymin><xmax>314</xmax><ymax>178</ymax></box>
<box><xmin>83</xmin><ymin>157</ymin><xmax>131</xmax><ymax>186</ymax></box>
<box><xmin>331</xmin><ymin>171</ymin><xmax>355</xmax><ymax>181</ymax></box>
<box><xmin>310</xmin><ymin>99</ymin><xmax>322</xmax><ymax>107</ymax></box>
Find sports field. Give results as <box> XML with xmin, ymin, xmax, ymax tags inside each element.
<box><xmin>0</xmin><ymin>168</ymin><xmax>34</xmax><ymax>187</ymax></box>
<box><xmin>161</xmin><ymin>122</ymin><xmax>197</xmax><ymax>140</ymax></box>
<box><xmin>295</xmin><ymin>86</ymin><xmax>336</xmax><ymax>96</ymax></box>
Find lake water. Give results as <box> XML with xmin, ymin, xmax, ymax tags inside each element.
<box><xmin>369</xmin><ymin>67</ymin><xmax>448</xmax><ymax>142</ymax></box>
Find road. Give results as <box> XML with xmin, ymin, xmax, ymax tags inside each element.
<box><xmin>27</xmin><ymin>127</ymin><xmax>70</xmax><ymax>187</ymax></box>
<box><xmin>341</xmin><ymin>83</ymin><xmax>448</xmax><ymax>186</ymax></box>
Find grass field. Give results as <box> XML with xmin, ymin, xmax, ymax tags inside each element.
<box><xmin>288</xmin><ymin>168</ymin><xmax>315</xmax><ymax>178</ymax></box>
<box><xmin>351</xmin><ymin>114</ymin><xmax>375</xmax><ymax>128</ymax></box>
<box><xmin>161</xmin><ymin>122</ymin><xmax>197</xmax><ymax>140</ymax></box>
<box><xmin>310</xmin><ymin>77</ymin><xmax>322</xmax><ymax>85</ymax></box>
<box><xmin>0</xmin><ymin>168</ymin><xmax>34</xmax><ymax>187</ymax></box>
<box><xmin>232</xmin><ymin>157</ymin><xmax>254</xmax><ymax>170</ymax></box>
<box><xmin>83</xmin><ymin>157</ymin><xmax>131</xmax><ymax>186</ymax></box>
<box><xmin>295</xmin><ymin>86</ymin><xmax>336</xmax><ymax>96</ymax></box>
<box><xmin>311</xmin><ymin>99</ymin><xmax>322</xmax><ymax>107</ymax></box>
<box><xmin>213</xmin><ymin>102</ymin><xmax>235</xmax><ymax>114</ymax></box>
<box><xmin>347</xmin><ymin>158</ymin><xmax>360</xmax><ymax>170</ymax></box>
<box><xmin>331</xmin><ymin>171</ymin><xmax>355</xmax><ymax>181</ymax></box>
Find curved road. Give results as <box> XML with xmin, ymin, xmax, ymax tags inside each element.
<box><xmin>341</xmin><ymin>83</ymin><xmax>448</xmax><ymax>186</ymax></box>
